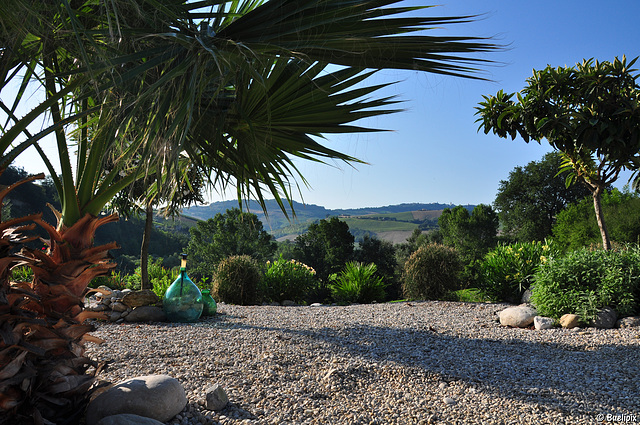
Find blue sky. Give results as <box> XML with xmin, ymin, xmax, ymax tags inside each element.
<box><xmin>11</xmin><ymin>0</ymin><xmax>640</xmax><ymax>210</ymax></box>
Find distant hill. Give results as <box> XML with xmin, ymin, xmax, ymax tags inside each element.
<box><xmin>184</xmin><ymin>200</ymin><xmax>475</xmax><ymax>243</ymax></box>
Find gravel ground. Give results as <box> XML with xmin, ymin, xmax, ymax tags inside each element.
<box><xmin>85</xmin><ymin>301</ymin><xmax>640</xmax><ymax>425</ymax></box>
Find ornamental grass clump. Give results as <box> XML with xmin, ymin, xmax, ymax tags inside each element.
<box><xmin>260</xmin><ymin>256</ymin><xmax>316</xmax><ymax>303</ymax></box>
<box><xmin>402</xmin><ymin>244</ymin><xmax>462</xmax><ymax>300</ymax></box>
<box><xmin>329</xmin><ymin>262</ymin><xmax>387</xmax><ymax>304</ymax></box>
<box><xmin>480</xmin><ymin>240</ymin><xmax>559</xmax><ymax>302</ymax></box>
<box><xmin>531</xmin><ymin>247</ymin><xmax>640</xmax><ymax>321</ymax></box>
<box><xmin>213</xmin><ymin>255</ymin><xmax>261</xmax><ymax>305</ymax></box>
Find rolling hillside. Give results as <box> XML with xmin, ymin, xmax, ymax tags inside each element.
<box><xmin>184</xmin><ymin>200</ymin><xmax>475</xmax><ymax>243</ymax></box>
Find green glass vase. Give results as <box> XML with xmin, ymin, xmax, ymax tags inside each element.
<box><xmin>201</xmin><ymin>290</ymin><xmax>217</xmax><ymax>316</ymax></box>
<box><xmin>163</xmin><ymin>267</ymin><xmax>203</xmax><ymax>323</ymax></box>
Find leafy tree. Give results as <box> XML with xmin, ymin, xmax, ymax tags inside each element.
<box><xmin>294</xmin><ymin>217</ymin><xmax>354</xmax><ymax>285</ymax></box>
<box><xmin>353</xmin><ymin>235</ymin><xmax>398</xmax><ymax>299</ymax></box>
<box><xmin>186</xmin><ymin>208</ymin><xmax>276</xmax><ymax>280</ymax></box>
<box><xmin>438</xmin><ymin>204</ymin><xmax>498</xmax><ymax>283</ymax></box>
<box><xmin>477</xmin><ymin>57</ymin><xmax>640</xmax><ymax>250</ymax></box>
<box><xmin>553</xmin><ymin>188</ymin><xmax>640</xmax><ymax>251</ymax></box>
<box><xmin>494</xmin><ymin>152</ymin><xmax>591</xmax><ymax>242</ymax></box>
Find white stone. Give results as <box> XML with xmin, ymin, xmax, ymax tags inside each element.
<box><xmin>498</xmin><ymin>305</ymin><xmax>537</xmax><ymax>328</ymax></box>
<box><xmin>534</xmin><ymin>316</ymin><xmax>554</xmax><ymax>330</ymax></box>
<box><xmin>86</xmin><ymin>375</ymin><xmax>187</xmax><ymax>425</ymax></box>
<box><xmin>443</xmin><ymin>397</ymin><xmax>456</xmax><ymax>405</ymax></box>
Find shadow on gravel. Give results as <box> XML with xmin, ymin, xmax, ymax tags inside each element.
<box><xmin>208</xmin><ymin>311</ymin><xmax>640</xmax><ymax>418</ymax></box>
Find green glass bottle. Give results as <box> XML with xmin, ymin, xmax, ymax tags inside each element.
<box><xmin>201</xmin><ymin>290</ymin><xmax>217</xmax><ymax>316</ymax></box>
<box><xmin>163</xmin><ymin>254</ymin><xmax>203</xmax><ymax>322</ymax></box>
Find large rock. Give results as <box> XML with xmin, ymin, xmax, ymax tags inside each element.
<box><xmin>534</xmin><ymin>316</ymin><xmax>554</xmax><ymax>330</ymax></box>
<box><xmin>86</xmin><ymin>375</ymin><xmax>186</xmax><ymax>425</ymax></box>
<box><xmin>124</xmin><ymin>306</ymin><xmax>166</xmax><ymax>323</ymax></box>
<box><xmin>590</xmin><ymin>307</ymin><xmax>617</xmax><ymax>329</ymax></box>
<box><xmin>122</xmin><ymin>290</ymin><xmax>159</xmax><ymax>308</ymax></box>
<box><xmin>498</xmin><ymin>305</ymin><xmax>537</xmax><ymax>328</ymax></box>
<box><xmin>616</xmin><ymin>316</ymin><xmax>640</xmax><ymax>328</ymax></box>
<box><xmin>97</xmin><ymin>414</ymin><xmax>165</xmax><ymax>425</ymax></box>
<box><xmin>559</xmin><ymin>314</ymin><xmax>581</xmax><ymax>329</ymax></box>
<box><xmin>204</xmin><ymin>383</ymin><xmax>229</xmax><ymax>411</ymax></box>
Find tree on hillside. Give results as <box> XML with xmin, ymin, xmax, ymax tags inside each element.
<box><xmin>1</xmin><ymin>1</ymin><xmax>498</xmax><ymax>422</ymax></box>
<box><xmin>553</xmin><ymin>188</ymin><xmax>640</xmax><ymax>251</ymax></box>
<box><xmin>476</xmin><ymin>56</ymin><xmax>640</xmax><ymax>250</ymax></box>
<box><xmin>438</xmin><ymin>204</ymin><xmax>498</xmax><ymax>283</ymax></box>
<box><xmin>494</xmin><ymin>152</ymin><xmax>591</xmax><ymax>242</ymax></box>
<box><xmin>353</xmin><ymin>234</ymin><xmax>398</xmax><ymax>299</ymax></box>
<box><xmin>186</xmin><ymin>208</ymin><xmax>276</xmax><ymax>280</ymax></box>
<box><xmin>294</xmin><ymin>217</ymin><xmax>355</xmax><ymax>286</ymax></box>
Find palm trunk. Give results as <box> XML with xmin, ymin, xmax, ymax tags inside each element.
<box><xmin>140</xmin><ymin>204</ymin><xmax>153</xmax><ymax>290</ymax></box>
<box><xmin>592</xmin><ymin>187</ymin><xmax>611</xmax><ymax>251</ymax></box>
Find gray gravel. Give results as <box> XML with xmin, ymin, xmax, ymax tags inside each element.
<box><xmin>85</xmin><ymin>301</ymin><xmax>640</xmax><ymax>425</ymax></box>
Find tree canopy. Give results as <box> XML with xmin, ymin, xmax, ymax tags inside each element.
<box><xmin>494</xmin><ymin>152</ymin><xmax>591</xmax><ymax>242</ymax></box>
<box><xmin>186</xmin><ymin>208</ymin><xmax>276</xmax><ymax>280</ymax></box>
<box><xmin>294</xmin><ymin>217</ymin><xmax>354</xmax><ymax>284</ymax></box>
<box><xmin>476</xmin><ymin>56</ymin><xmax>640</xmax><ymax>250</ymax></box>
<box><xmin>553</xmin><ymin>188</ymin><xmax>640</xmax><ymax>251</ymax></box>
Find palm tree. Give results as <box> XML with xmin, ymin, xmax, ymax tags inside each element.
<box><xmin>0</xmin><ymin>1</ymin><xmax>497</xmax><ymax>422</ymax></box>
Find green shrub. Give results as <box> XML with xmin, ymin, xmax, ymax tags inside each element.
<box><xmin>89</xmin><ymin>271</ymin><xmax>125</xmax><ymax>290</ymax></box>
<box><xmin>260</xmin><ymin>256</ymin><xmax>317</xmax><ymax>303</ymax></box>
<box><xmin>10</xmin><ymin>266</ymin><xmax>33</xmax><ymax>283</ymax></box>
<box><xmin>531</xmin><ymin>247</ymin><xmax>640</xmax><ymax>321</ymax></box>
<box><xmin>329</xmin><ymin>262</ymin><xmax>387</xmax><ymax>304</ymax></box>
<box><xmin>443</xmin><ymin>288</ymin><xmax>494</xmax><ymax>303</ymax></box>
<box><xmin>479</xmin><ymin>240</ymin><xmax>560</xmax><ymax>302</ymax></box>
<box><xmin>213</xmin><ymin>255</ymin><xmax>261</xmax><ymax>305</ymax></box>
<box><xmin>402</xmin><ymin>244</ymin><xmax>462</xmax><ymax>300</ymax></box>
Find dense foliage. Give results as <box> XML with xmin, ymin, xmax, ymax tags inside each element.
<box><xmin>402</xmin><ymin>244</ymin><xmax>462</xmax><ymax>300</ymax></box>
<box><xmin>294</xmin><ymin>217</ymin><xmax>355</xmax><ymax>301</ymax></box>
<box><xmin>212</xmin><ymin>255</ymin><xmax>262</xmax><ymax>306</ymax></box>
<box><xmin>531</xmin><ymin>248</ymin><xmax>640</xmax><ymax>321</ymax></box>
<box><xmin>553</xmin><ymin>188</ymin><xmax>640</xmax><ymax>251</ymax></box>
<box><xmin>260</xmin><ymin>256</ymin><xmax>317</xmax><ymax>304</ymax></box>
<box><xmin>353</xmin><ymin>235</ymin><xmax>399</xmax><ymax>300</ymax></box>
<box><xmin>480</xmin><ymin>240</ymin><xmax>560</xmax><ymax>303</ymax></box>
<box><xmin>186</xmin><ymin>208</ymin><xmax>276</xmax><ymax>281</ymax></box>
<box><xmin>493</xmin><ymin>152</ymin><xmax>591</xmax><ymax>242</ymax></box>
<box><xmin>330</xmin><ymin>262</ymin><xmax>387</xmax><ymax>304</ymax></box>
<box><xmin>477</xmin><ymin>57</ymin><xmax>640</xmax><ymax>250</ymax></box>
<box><xmin>438</xmin><ymin>204</ymin><xmax>498</xmax><ymax>284</ymax></box>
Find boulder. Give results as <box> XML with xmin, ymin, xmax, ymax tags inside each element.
<box><xmin>97</xmin><ymin>414</ymin><xmax>164</xmax><ymax>425</ymax></box>
<box><xmin>590</xmin><ymin>307</ymin><xmax>617</xmax><ymax>329</ymax></box>
<box><xmin>281</xmin><ymin>300</ymin><xmax>296</xmax><ymax>306</ymax></box>
<box><xmin>616</xmin><ymin>316</ymin><xmax>640</xmax><ymax>328</ymax></box>
<box><xmin>111</xmin><ymin>302</ymin><xmax>129</xmax><ymax>313</ymax></box>
<box><xmin>124</xmin><ymin>306</ymin><xmax>166</xmax><ymax>323</ymax></box>
<box><xmin>559</xmin><ymin>314</ymin><xmax>581</xmax><ymax>329</ymax></box>
<box><xmin>204</xmin><ymin>383</ymin><xmax>229</xmax><ymax>411</ymax></box>
<box><xmin>534</xmin><ymin>316</ymin><xmax>554</xmax><ymax>330</ymax></box>
<box><xmin>86</xmin><ymin>375</ymin><xmax>186</xmax><ymax>425</ymax></box>
<box><xmin>122</xmin><ymin>290</ymin><xmax>159</xmax><ymax>308</ymax></box>
<box><xmin>520</xmin><ymin>288</ymin><xmax>533</xmax><ymax>304</ymax></box>
<box><xmin>498</xmin><ymin>305</ymin><xmax>537</xmax><ymax>328</ymax></box>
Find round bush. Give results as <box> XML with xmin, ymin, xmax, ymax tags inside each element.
<box><xmin>531</xmin><ymin>247</ymin><xmax>640</xmax><ymax>321</ymax></box>
<box><xmin>260</xmin><ymin>256</ymin><xmax>317</xmax><ymax>303</ymax></box>
<box><xmin>402</xmin><ymin>244</ymin><xmax>462</xmax><ymax>300</ymax></box>
<box><xmin>212</xmin><ymin>255</ymin><xmax>261</xmax><ymax>305</ymax></box>
<box><xmin>479</xmin><ymin>240</ymin><xmax>560</xmax><ymax>303</ymax></box>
